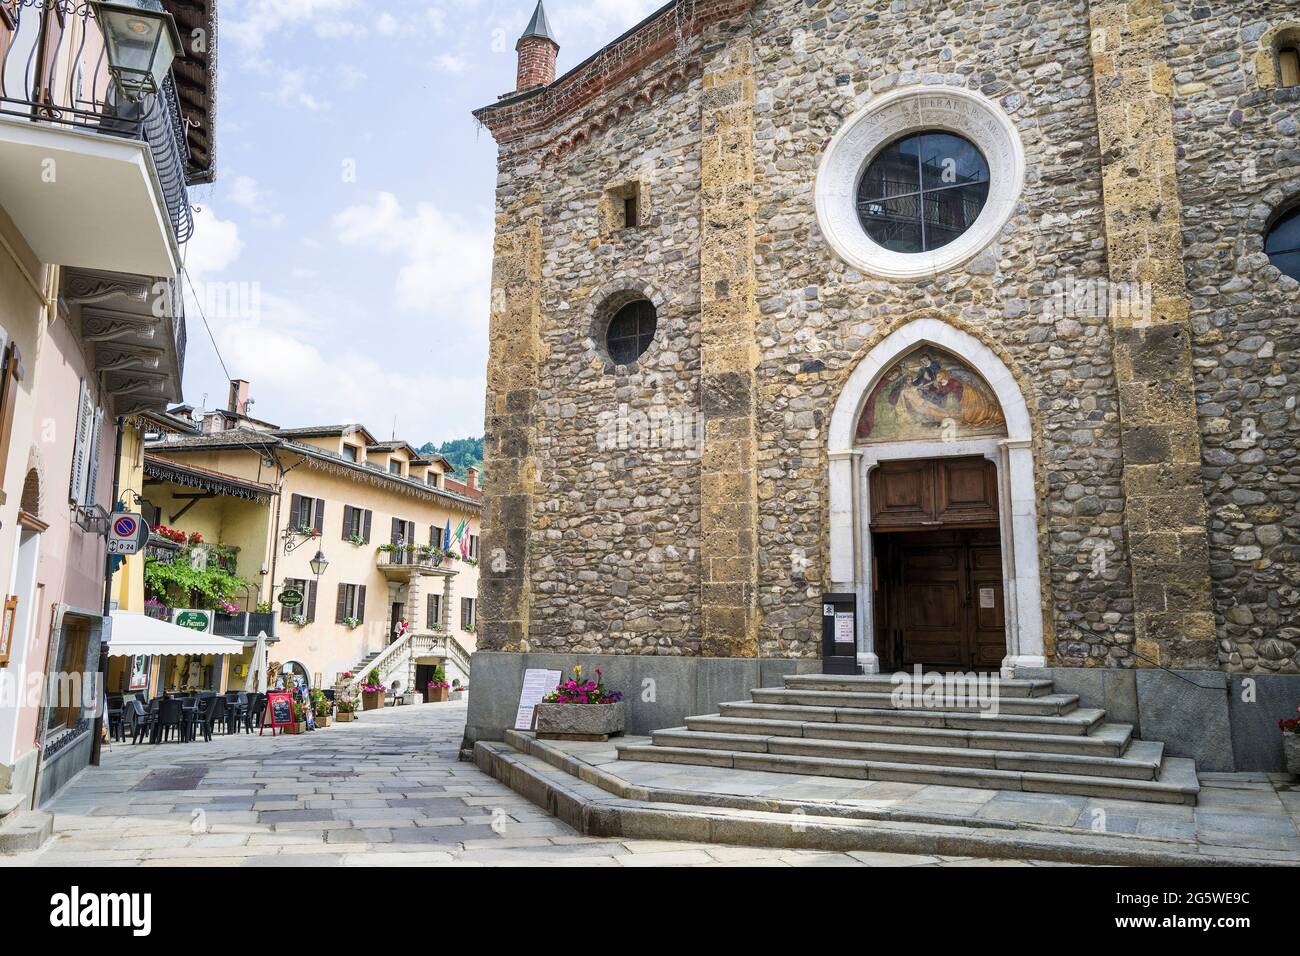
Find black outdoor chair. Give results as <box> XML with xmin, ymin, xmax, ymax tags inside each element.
<box><xmin>155</xmin><ymin>698</ymin><xmax>185</xmax><ymax>743</ymax></box>
<box><xmin>226</xmin><ymin>693</ymin><xmax>247</xmax><ymax>735</ymax></box>
<box><xmin>128</xmin><ymin>700</ymin><xmax>156</xmax><ymax>744</ymax></box>
<box><xmin>192</xmin><ymin>696</ymin><xmax>225</xmax><ymax>742</ymax></box>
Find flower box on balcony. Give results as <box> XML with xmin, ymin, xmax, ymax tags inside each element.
<box><xmin>535</xmin><ymin>702</ymin><xmax>625</xmax><ymax>741</ymax></box>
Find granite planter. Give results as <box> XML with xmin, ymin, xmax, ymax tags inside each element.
<box><xmin>1285</xmin><ymin>734</ymin><xmax>1300</xmax><ymax>776</ymax></box>
<box><xmin>361</xmin><ymin>690</ymin><xmax>384</xmax><ymax>711</ymax></box>
<box><xmin>535</xmin><ymin>701</ymin><xmax>625</xmax><ymax>741</ymax></box>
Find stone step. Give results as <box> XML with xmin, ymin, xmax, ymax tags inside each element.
<box><xmin>749</xmin><ymin>687</ymin><xmax>1079</xmax><ymax>716</ymax></box>
<box><xmin>651</xmin><ymin>728</ymin><xmax>1164</xmax><ymax>780</ymax></box>
<box><xmin>0</xmin><ymin>792</ymin><xmax>22</xmax><ymax>822</ymax></box>
<box><xmin>0</xmin><ymin>810</ymin><xmax>53</xmax><ymax>855</ymax></box>
<box><xmin>684</xmin><ymin>714</ymin><xmax>1135</xmax><ymax>757</ymax></box>
<box><xmin>717</xmin><ymin>701</ymin><xmax>1105</xmax><ymax>736</ymax></box>
<box><xmin>783</xmin><ymin>672</ymin><xmax>1056</xmax><ymax>698</ymax></box>
<box><xmin>615</xmin><ymin>744</ymin><xmax>1199</xmax><ymax>805</ymax></box>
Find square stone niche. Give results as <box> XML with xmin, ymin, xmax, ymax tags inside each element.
<box><xmin>600</xmin><ymin>180</ymin><xmax>649</xmax><ymax>240</ymax></box>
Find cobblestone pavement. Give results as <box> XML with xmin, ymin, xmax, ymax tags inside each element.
<box><xmin>0</xmin><ymin>701</ymin><xmax>1055</xmax><ymax>867</ymax></box>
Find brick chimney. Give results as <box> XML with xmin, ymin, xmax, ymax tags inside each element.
<box><xmin>466</xmin><ymin>466</ymin><xmax>478</xmax><ymax>492</ymax></box>
<box><xmin>227</xmin><ymin>378</ymin><xmax>250</xmax><ymax>417</ymax></box>
<box><xmin>516</xmin><ymin>1</ymin><xmax>559</xmax><ymax>91</ymax></box>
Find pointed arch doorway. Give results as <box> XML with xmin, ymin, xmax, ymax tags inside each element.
<box><xmin>827</xmin><ymin>319</ymin><xmax>1045</xmax><ymax>675</ymax></box>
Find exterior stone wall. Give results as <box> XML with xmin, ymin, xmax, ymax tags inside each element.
<box><xmin>1167</xmin><ymin>0</ymin><xmax>1300</xmax><ymax>675</ymax></box>
<box><xmin>475</xmin><ymin>0</ymin><xmax>1298</xmax><ymax>672</ymax></box>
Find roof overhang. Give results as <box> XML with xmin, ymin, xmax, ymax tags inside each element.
<box><xmin>62</xmin><ymin>269</ymin><xmax>186</xmax><ymax>416</ymax></box>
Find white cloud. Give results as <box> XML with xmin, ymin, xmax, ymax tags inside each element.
<box><xmin>332</xmin><ymin>192</ymin><xmax>492</xmax><ymax>315</ymax></box>
<box><xmin>183</xmin><ymin>207</ymin><xmax>244</xmax><ymax>276</ymax></box>
<box><xmin>269</xmin><ymin>67</ymin><xmax>329</xmax><ymax>112</ymax></box>
<box><xmin>209</xmin><ymin>297</ymin><xmax>484</xmax><ymax>445</ymax></box>
<box><xmin>433</xmin><ymin>53</ymin><xmax>468</xmax><ymax>74</ymax></box>
<box><xmin>227</xmin><ymin>174</ymin><xmax>285</xmax><ymax>228</ymax></box>
<box><xmin>226</xmin><ymin>0</ymin><xmax>361</xmax><ymax>51</ymax></box>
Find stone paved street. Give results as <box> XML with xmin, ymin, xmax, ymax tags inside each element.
<box><xmin>1</xmin><ymin>702</ymin><xmax>1047</xmax><ymax>867</ymax></box>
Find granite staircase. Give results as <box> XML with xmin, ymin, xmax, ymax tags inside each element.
<box><xmin>617</xmin><ymin>673</ymin><xmax>1200</xmax><ymax>805</ymax></box>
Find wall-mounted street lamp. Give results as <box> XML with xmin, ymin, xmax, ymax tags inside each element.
<box><xmin>90</xmin><ymin>0</ymin><xmax>183</xmax><ymax>102</ymax></box>
<box><xmin>309</xmin><ymin>550</ymin><xmax>330</xmax><ymax>578</ymax></box>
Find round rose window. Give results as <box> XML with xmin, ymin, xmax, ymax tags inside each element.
<box><xmin>856</xmin><ymin>132</ymin><xmax>990</xmax><ymax>253</ymax></box>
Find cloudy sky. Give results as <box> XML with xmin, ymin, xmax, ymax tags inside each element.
<box><xmin>183</xmin><ymin>0</ymin><xmax>663</xmax><ymax>446</ymax></box>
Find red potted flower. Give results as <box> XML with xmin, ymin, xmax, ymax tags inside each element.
<box><xmin>360</xmin><ymin>669</ymin><xmax>386</xmax><ymax>711</ymax></box>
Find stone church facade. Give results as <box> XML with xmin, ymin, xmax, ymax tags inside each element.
<box><xmin>467</xmin><ymin>0</ymin><xmax>1300</xmax><ymax>771</ymax></box>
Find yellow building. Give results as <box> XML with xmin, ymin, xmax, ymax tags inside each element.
<box><xmin>142</xmin><ymin>382</ymin><xmax>481</xmax><ymax>696</ymax></box>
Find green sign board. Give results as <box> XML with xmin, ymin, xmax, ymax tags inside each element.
<box><xmin>175</xmin><ymin>610</ymin><xmax>211</xmax><ymax>632</ymax></box>
<box><xmin>279</xmin><ymin>589</ymin><xmax>304</xmax><ymax>609</ymax></box>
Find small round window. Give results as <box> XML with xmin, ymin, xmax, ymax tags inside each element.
<box><xmin>605</xmin><ymin>299</ymin><xmax>657</xmax><ymax>365</ymax></box>
<box><xmin>1265</xmin><ymin>206</ymin><xmax>1300</xmax><ymax>281</ymax></box>
<box><xmin>856</xmin><ymin>132</ymin><xmax>990</xmax><ymax>253</ymax></box>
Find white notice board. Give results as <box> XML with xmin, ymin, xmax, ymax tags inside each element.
<box><xmin>514</xmin><ymin>669</ymin><xmax>563</xmax><ymax>730</ymax></box>
<box><xmin>834</xmin><ymin>612</ymin><xmax>855</xmax><ymax>645</ymax></box>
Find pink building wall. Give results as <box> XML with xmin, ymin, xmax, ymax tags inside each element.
<box><xmin>10</xmin><ymin>314</ymin><xmax>114</xmax><ymax>767</ymax></box>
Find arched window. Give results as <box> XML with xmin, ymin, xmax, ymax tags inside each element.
<box><xmin>1265</xmin><ymin>205</ymin><xmax>1300</xmax><ymax>281</ymax></box>
<box><xmin>605</xmin><ymin>299</ymin><xmax>657</xmax><ymax>365</ymax></box>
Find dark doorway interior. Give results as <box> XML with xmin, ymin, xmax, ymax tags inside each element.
<box><xmin>874</xmin><ymin>528</ymin><xmax>1005</xmax><ymax>672</ymax></box>
<box><xmin>389</xmin><ymin>602</ymin><xmax>403</xmax><ymax>645</ymax></box>
<box><xmin>868</xmin><ymin>455</ymin><xmax>1005</xmax><ymax>672</ymax></box>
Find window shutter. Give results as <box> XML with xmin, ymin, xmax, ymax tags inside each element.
<box><xmin>406</xmin><ymin>520</ymin><xmax>416</xmax><ymax>544</ymax></box>
<box><xmin>341</xmin><ymin>505</ymin><xmax>353</xmax><ymax>540</ymax></box>
<box><xmin>391</xmin><ymin>517</ymin><xmax>402</xmax><ymax>544</ymax></box>
<box><xmin>289</xmin><ymin>494</ymin><xmax>302</xmax><ymax>530</ymax></box>
<box><xmin>335</xmin><ymin>583</ymin><xmax>347</xmax><ymax>624</ymax></box>
<box><xmin>68</xmin><ymin>379</ymin><xmax>91</xmax><ymax>503</ymax></box>
<box><xmin>313</xmin><ymin>498</ymin><xmax>325</xmax><ymax>534</ymax></box>
<box><xmin>0</xmin><ymin>343</ymin><xmax>22</xmax><ymax>491</ymax></box>
<box><xmin>306</xmin><ymin>580</ymin><xmax>318</xmax><ymax>623</ymax></box>
<box><xmin>429</xmin><ymin>524</ymin><xmax>436</xmax><ymax>547</ymax></box>
<box><xmin>362</xmin><ymin>509</ymin><xmax>372</xmax><ymax>544</ymax></box>
<box><xmin>426</xmin><ymin>594</ymin><xmax>439</xmax><ymax>630</ymax></box>
<box><xmin>84</xmin><ymin>407</ymin><xmax>104</xmax><ymax>506</ymax></box>
<box><xmin>356</xmin><ymin>585</ymin><xmax>366</xmax><ymax>622</ymax></box>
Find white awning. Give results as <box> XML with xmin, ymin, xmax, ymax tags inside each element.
<box><xmin>106</xmin><ymin>611</ymin><xmax>247</xmax><ymax>658</ymax></box>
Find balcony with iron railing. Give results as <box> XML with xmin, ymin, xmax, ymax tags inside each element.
<box><xmin>0</xmin><ymin>0</ymin><xmax>193</xmax><ymax>277</ymax></box>
<box><xmin>376</xmin><ymin>545</ymin><xmax>456</xmax><ymax>582</ymax></box>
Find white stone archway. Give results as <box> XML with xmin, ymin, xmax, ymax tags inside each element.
<box><xmin>827</xmin><ymin>318</ymin><xmax>1045</xmax><ymax>675</ymax></box>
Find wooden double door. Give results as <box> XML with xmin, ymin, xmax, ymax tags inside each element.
<box><xmin>870</xmin><ymin>457</ymin><xmax>1006</xmax><ymax>671</ymax></box>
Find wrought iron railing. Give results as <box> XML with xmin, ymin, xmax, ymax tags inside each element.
<box><xmin>377</xmin><ymin>547</ymin><xmax>446</xmax><ymax>570</ymax></box>
<box><xmin>0</xmin><ymin>0</ymin><xmax>193</xmax><ymax>245</ymax></box>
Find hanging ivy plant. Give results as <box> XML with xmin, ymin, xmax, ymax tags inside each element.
<box><xmin>144</xmin><ymin>539</ymin><xmax>252</xmax><ymax>610</ymax></box>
